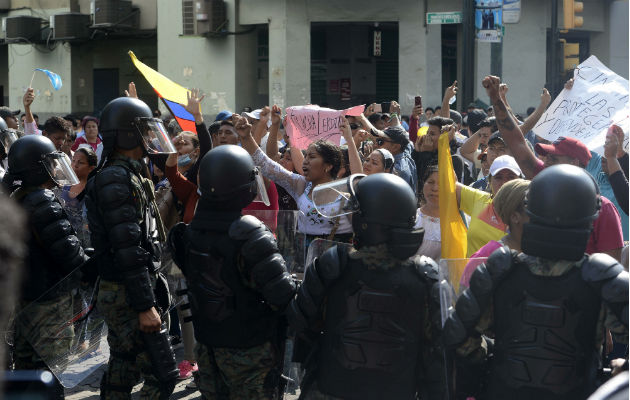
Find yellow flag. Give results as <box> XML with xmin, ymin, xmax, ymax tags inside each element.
<box><xmin>438</xmin><ymin>132</ymin><xmax>468</xmax><ymax>287</ymax></box>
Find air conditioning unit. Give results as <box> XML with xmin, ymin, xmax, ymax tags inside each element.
<box><xmin>91</xmin><ymin>0</ymin><xmax>138</xmax><ymax>28</ymax></box>
<box><xmin>51</xmin><ymin>13</ymin><xmax>91</xmax><ymax>41</ymax></box>
<box><xmin>182</xmin><ymin>0</ymin><xmax>226</xmax><ymax>36</ymax></box>
<box><xmin>4</xmin><ymin>16</ymin><xmax>45</xmax><ymax>43</ymax></box>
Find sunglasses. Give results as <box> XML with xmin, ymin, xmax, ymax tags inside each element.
<box><xmin>375</xmin><ymin>138</ymin><xmax>390</xmax><ymax>146</ymax></box>
<box><xmin>350</xmin><ymin>123</ymin><xmax>360</xmax><ymax>130</ymax></box>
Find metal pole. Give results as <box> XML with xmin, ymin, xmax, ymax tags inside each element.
<box><xmin>550</xmin><ymin>0</ymin><xmax>559</xmax><ymax>97</ymax></box>
<box><xmin>462</xmin><ymin>0</ymin><xmax>475</xmax><ymax>110</ymax></box>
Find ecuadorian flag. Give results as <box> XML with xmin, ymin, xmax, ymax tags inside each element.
<box><xmin>128</xmin><ymin>51</ymin><xmax>197</xmax><ymax>133</ymax></box>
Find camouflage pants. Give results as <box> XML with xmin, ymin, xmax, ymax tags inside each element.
<box><xmin>195</xmin><ymin>341</ymin><xmax>279</xmax><ymax>400</ymax></box>
<box><xmin>14</xmin><ymin>295</ymin><xmax>74</xmax><ymax>371</ymax></box>
<box><xmin>97</xmin><ymin>280</ymin><xmax>174</xmax><ymax>400</ymax></box>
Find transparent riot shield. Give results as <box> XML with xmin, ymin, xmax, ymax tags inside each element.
<box><xmin>282</xmin><ymin>238</ymin><xmax>355</xmax><ymax>396</ymax></box>
<box><xmin>13</xmin><ymin>268</ymin><xmax>109</xmax><ymax>388</ymax></box>
<box><xmin>438</xmin><ymin>257</ymin><xmax>487</xmax><ymax>327</ymax></box>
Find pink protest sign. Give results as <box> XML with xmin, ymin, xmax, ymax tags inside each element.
<box><xmin>285</xmin><ymin>104</ymin><xmax>365</xmax><ymax>149</ymax></box>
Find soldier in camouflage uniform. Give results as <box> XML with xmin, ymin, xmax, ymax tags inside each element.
<box><xmin>444</xmin><ymin>165</ymin><xmax>629</xmax><ymax>400</ymax></box>
<box><xmin>85</xmin><ymin>97</ymin><xmax>178</xmax><ymax>399</ymax></box>
<box><xmin>7</xmin><ymin>135</ymin><xmax>87</xmax><ymax>399</ymax></box>
<box><xmin>169</xmin><ymin>143</ymin><xmax>297</xmax><ymax>400</ymax></box>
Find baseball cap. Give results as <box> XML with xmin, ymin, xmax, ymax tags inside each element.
<box><xmin>0</xmin><ymin>107</ymin><xmax>20</xmax><ymax>120</ymax></box>
<box><xmin>489</xmin><ymin>155</ymin><xmax>522</xmax><ymax>177</ymax></box>
<box><xmin>244</xmin><ymin>109</ymin><xmax>272</xmax><ymax>128</ymax></box>
<box><xmin>488</xmin><ymin>131</ymin><xmax>504</xmax><ymax>145</ymax></box>
<box><xmin>214</xmin><ymin>110</ymin><xmax>232</xmax><ymax>121</ymax></box>
<box><xmin>371</xmin><ymin>125</ymin><xmax>409</xmax><ymax>146</ymax></box>
<box><xmin>535</xmin><ymin>136</ymin><xmax>591</xmax><ymax>167</ymax></box>
<box><xmin>466</xmin><ymin>109</ymin><xmax>488</xmax><ymax>134</ymax></box>
<box><xmin>449</xmin><ymin>110</ymin><xmax>462</xmax><ymax>126</ymax></box>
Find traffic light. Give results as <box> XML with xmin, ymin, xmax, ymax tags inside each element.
<box><xmin>562</xmin><ymin>41</ymin><xmax>580</xmax><ymax>72</ymax></box>
<box><xmin>563</xmin><ymin>0</ymin><xmax>584</xmax><ymax>29</ymax></box>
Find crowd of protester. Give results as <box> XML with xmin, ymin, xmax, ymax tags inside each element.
<box><xmin>0</xmin><ymin>71</ymin><xmax>628</xmax><ymax>399</ymax></box>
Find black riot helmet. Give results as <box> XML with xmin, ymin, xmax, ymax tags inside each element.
<box><xmin>198</xmin><ymin>145</ymin><xmax>269</xmax><ymax>211</ymax></box>
<box><xmin>7</xmin><ymin>135</ymin><xmax>79</xmax><ymax>187</ymax></box>
<box><xmin>99</xmin><ymin>97</ymin><xmax>175</xmax><ymax>164</ymax></box>
<box><xmin>313</xmin><ymin>173</ymin><xmax>424</xmax><ymax>258</ymax></box>
<box><xmin>522</xmin><ymin>164</ymin><xmax>601</xmax><ymax>261</ymax></box>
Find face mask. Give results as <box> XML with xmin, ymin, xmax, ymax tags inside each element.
<box><xmin>178</xmin><ymin>154</ymin><xmax>193</xmax><ymax>167</ymax></box>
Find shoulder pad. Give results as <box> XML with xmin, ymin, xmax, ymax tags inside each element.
<box><xmin>413</xmin><ymin>255</ymin><xmax>439</xmax><ymax>282</ymax></box>
<box><xmin>95</xmin><ymin>165</ymin><xmax>130</xmax><ymax>186</ymax></box>
<box><xmin>485</xmin><ymin>246</ymin><xmax>515</xmax><ymax>284</ymax></box>
<box><xmin>315</xmin><ymin>245</ymin><xmax>345</xmax><ymax>282</ymax></box>
<box><xmin>167</xmin><ymin>222</ymin><xmax>188</xmax><ymax>269</ymax></box>
<box><xmin>582</xmin><ymin>253</ymin><xmax>624</xmax><ymax>283</ymax></box>
<box><xmin>22</xmin><ymin>188</ymin><xmax>56</xmax><ymax>208</ymax></box>
<box><xmin>228</xmin><ymin>215</ymin><xmax>266</xmax><ymax>241</ymax></box>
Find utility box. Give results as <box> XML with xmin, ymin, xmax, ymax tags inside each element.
<box><xmin>182</xmin><ymin>0</ymin><xmax>227</xmax><ymax>36</ymax></box>
<box><xmin>92</xmin><ymin>0</ymin><xmax>138</xmax><ymax>28</ymax></box>
<box><xmin>4</xmin><ymin>16</ymin><xmax>45</xmax><ymax>43</ymax></box>
<box><xmin>51</xmin><ymin>13</ymin><xmax>91</xmax><ymax>40</ymax></box>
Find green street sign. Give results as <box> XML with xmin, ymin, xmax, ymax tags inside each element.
<box><xmin>426</xmin><ymin>11</ymin><xmax>463</xmax><ymax>24</ymax></box>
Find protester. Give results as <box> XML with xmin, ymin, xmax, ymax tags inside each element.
<box><xmin>362</xmin><ymin>148</ymin><xmax>395</xmax><ymax>174</ymax></box>
<box><xmin>59</xmin><ymin>146</ymin><xmax>97</xmax><ymax>247</ymax></box>
<box><xmin>460</xmin><ymin>178</ymin><xmax>530</xmax><ymax>288</ymax></box>
<box><xmin>236</xmin><ymin>112</ymin><xmax>353</xmax><ymax>243</ymax></box>
<box><xmin>414</xmin><ymin>164</ymin><xmax>441</xmax><ymax>260</ymax></box>
<box><xmin>456</xmin><ymin>154</ymin><xmax>523</xmax><ymax>257</ymax></box>
<box><xmin>602</xmin><ymin>125</ymin><xmax>628</xmax><ymax>215</ymax></box>
<box><xmin>0</xmin><ymin>106</ymin><xmax>20</xmax><ymax>130</ymax></box>
<box><xmin>484</xmin><ymin>75</ymin><xmax>624</xmax><ymax>261</ymax></box>
<box><xmin>71</xmin><ymin>117</ymin><xmax>103</xmax><ymax>161</ymax></box>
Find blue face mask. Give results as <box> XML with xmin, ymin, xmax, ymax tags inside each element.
<box><xmin>178</xmin><ymin>154</ymin><xmax>193</xmax><ymax>167</ymax></box>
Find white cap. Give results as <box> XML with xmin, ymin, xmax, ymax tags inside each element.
<box><xmin>489</xmin><ymin>155</ymin><xmax>522</xmax><ymax>177</ymax></box>
<box><xmin>244</xmin><ymin>109</ymin><xmax>272</xmax><ymax>128</ymax></box>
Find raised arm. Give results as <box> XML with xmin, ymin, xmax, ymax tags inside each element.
<box><xmin>459</xmin><ymin>130</ymin><xmax>483</xmax><ymax>162</ymax></box>
<box><xmin>440</xmin><ymin>81</ymin><xmax>457</xmax><ymax>118</ymax></box>
<box><xmin>253</xmin><ymin>106</ymin><xmax>270</xmax><ymax>145</ymax></box>
<box><xmin>265</xmin><ymin>105</ymin><xmax>282</xmax><ymax>161</ymax></box>
<box><xmin>341</xmin><ymin>118</ymin><xmax>363</xmax><ymax>175</ymax></box>
<box><xmin>518</xmin><ymin>88</ymin><xmax>551</xmax><ymax>136</ymax></box>
<box><xmin>234</xmin><ymin>114</ymin><xmax>306</xmax><ymax>198</ymax></box>
<box><xmin>483</xmin><ymin>76</ymin><xmax>540</xmax><ymax>179</ymax></box>
<box><xmin>409</xmin><ymin>104</ymin><xmax>422</xmax><ymax>143</ymax></box>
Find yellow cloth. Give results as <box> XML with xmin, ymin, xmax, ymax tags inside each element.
<box><xmin>128</xmin><ymin>51</ymin><xmax>189</xmax><ymax>104</ymax></box>
<box><xmin>459</xmin><ymin>185</ymin><xmax>507</xmax><ymax>257</ymax></box>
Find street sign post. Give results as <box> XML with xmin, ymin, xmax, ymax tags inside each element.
<box><xmin>426</xmin><ymin>12</ymin><xmax>463</xmax><ymax>24</ymax></box>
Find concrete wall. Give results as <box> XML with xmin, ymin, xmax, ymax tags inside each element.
<box><xmin>608</xmin><ymin>0</ymin><xmax>629</xmax><ymax>79</ymax></box>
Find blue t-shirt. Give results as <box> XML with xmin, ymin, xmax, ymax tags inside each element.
<box><xmin>587</xmin><ymin>151</ymin><xmax>629</xmax><ymax>241</ymax></box>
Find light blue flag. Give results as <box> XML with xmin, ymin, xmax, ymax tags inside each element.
<box><xmin>35</xmin><ymin>68</ymin><xmax>62</xmax><ymax>90</ymax></box>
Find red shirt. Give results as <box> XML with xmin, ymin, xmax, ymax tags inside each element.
<box><xmin>165</xmin><ymin>164</ymin><xmax>199</xmax><ymax>224</ymax></box>
<box><xmin>533</xmin><ymin>159</ymin><xmax>623</xmax><ymax>254</ymax></box>
<box><xmin>71</xmin><ymin>136</ymin><xmax>102</xmax><ymax>152</ymax></box>
<box><xmin>243</xmin><ymin>181</ymin><xmax>279</xmax><ymax>232</ymax></box>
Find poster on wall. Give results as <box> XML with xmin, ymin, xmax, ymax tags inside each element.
<box><xmin>475</xmin><ymin>0</ymin><xmax>503</xmax><ymax>42</ymax></box>
<box><xmin>503</xmin><ymin>0</ymin><xmax>521</xmax><ymax>23</ymax></box>
<box><xmin>340</xmin><ymin>78</ymin><xmax>351</xmax><ymax>101</ymax></box>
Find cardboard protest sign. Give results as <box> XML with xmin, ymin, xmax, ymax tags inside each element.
<box><xmin>285</xmin><ymin>104</ymin><xmax>365</xmax><ymax>149</ymax></box>
<box><xmin>533</xmin><ymin>56</ymin><xmax>629</xmax><ymax>152</ymax></box>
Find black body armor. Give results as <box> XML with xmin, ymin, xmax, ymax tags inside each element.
<box><xmin>14</xmin><ymin>188</ymin><xmax>87</xmax><ymax>300</ymax></box>
<box><xmin>170</xmin><ymin>214</ymin><xmax>296</xmax><ymax>348</ymax></box>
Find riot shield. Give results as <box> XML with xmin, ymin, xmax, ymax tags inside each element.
<box><xmin>283</xmin><ymin>238</ymin><xmax>355</xmax><ymax>396</ymax></box>
<box><xmin>438</xmin><ymin>257</ymin><xmax>487</xmax><ymax>327</ymax></box>
<box><xmin>13</xmin><ymin>268</ymin><xmax>109</xmax><ymax>388</ymax></box>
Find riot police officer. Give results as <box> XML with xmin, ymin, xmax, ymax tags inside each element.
<box><xmin>85</xmin><ymin>97</ymin><xmax>178</xmax><ymax>399</ymax></box>
<box><xmin>8</xmin><ymin>134</ymin><xmax>87</xmax><ymax>398</ymax></box>
<box><xmin>168</xmin><ymin>144</ymin><xmax>297</xmax><ymax>399</ymax></box>
<box><xmin>286</xmin><ymin>173</ymin><xmax>445</xmax><ymax>400</ymax></box>
<box><xmin>444</xmin><ymin>164</ymin><xmax>629</xmax><ymax>400</ymax></box>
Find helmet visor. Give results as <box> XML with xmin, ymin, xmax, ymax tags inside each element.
<box><xmin>312</xmin><ymin>174</ymin><xmax>365</xmax><ymax>218</ymax></box>
<box><xmin>43</xmin><ymin>152</ymin><xmax>79</xmax><ymax>186</ymax></box>
<box><xmin>134</xmin><ymin>118</ymin><xmax>176</xmax><ymax>154</ymax></box>
<box><xmin>0</xmin><ymin>129</ymin><xmax>21</xmax><ymax>153</ymax></box>
<box><xmin>252</xmin><ymin>168</ymin><xmax>270</xmax><ymax>206</ymax></box>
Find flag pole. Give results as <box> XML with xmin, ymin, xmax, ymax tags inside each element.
<box><xmin>28</xmin><ymin>70</ymin><xmax>36</xmax><ymax>88</ymax></box>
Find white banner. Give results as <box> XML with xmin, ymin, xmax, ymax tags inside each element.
<box><xmin>533</xmin><ymin>56</ymin><xmax>630</xmax><ymax>153</ymax></box>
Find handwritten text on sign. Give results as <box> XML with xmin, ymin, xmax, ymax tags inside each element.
<box><xmin>533</xmin><ymin>56</ymin><xmax>629</xmax><ymax>152</ymax></box>
<box><xmin>285</xmin><ymin>105</ymin><xmax>365</xmax><ymax>149</ymax></box>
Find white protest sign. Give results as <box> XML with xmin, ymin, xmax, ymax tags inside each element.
<box><xmin>533</xmin><ymin>56</ymin><xmax>629</xmax><ymax>153</ymax></box>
